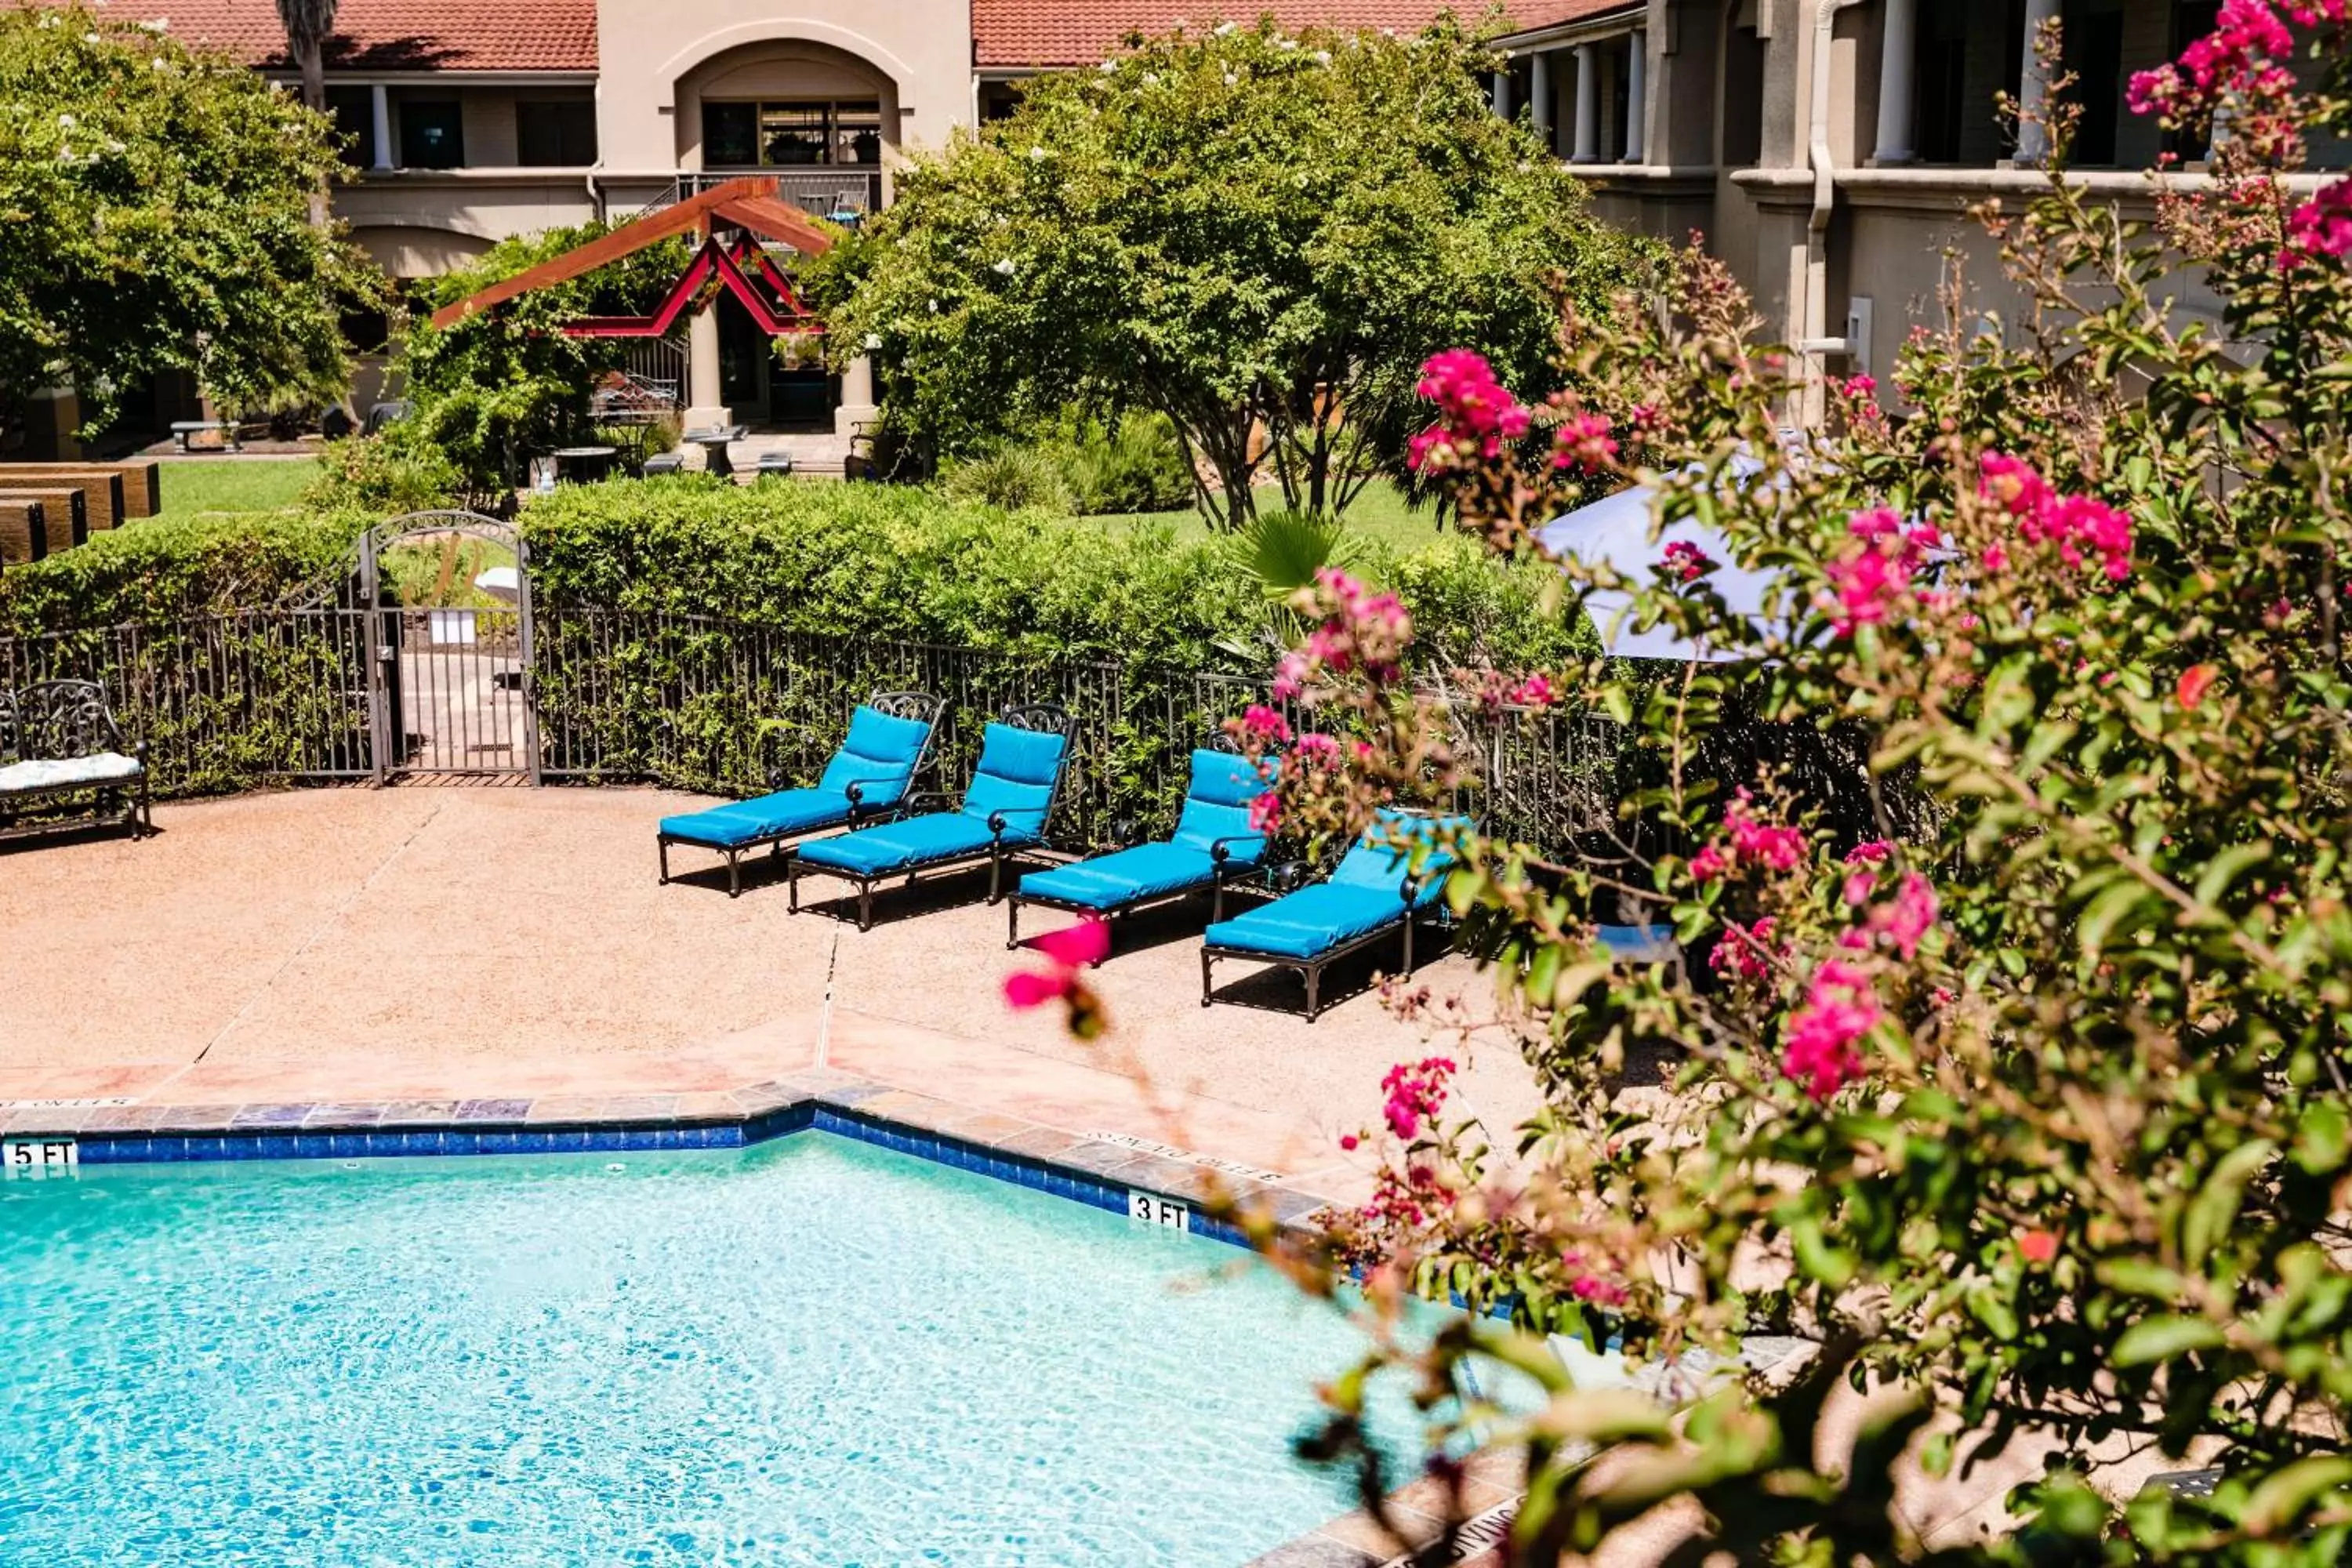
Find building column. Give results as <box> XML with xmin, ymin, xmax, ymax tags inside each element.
<box><xmin>1530</xmin><ymin>51</ymin><xmax>1553</xmax><ymax>154</ymax></box>
<box><xmin>1491</xmin><ymin>69</ymin><xmax>1512</xmax><ymax>120</ymax></box>
<box><xmin>1872</xmin><ymin>0</ymin><xmax>1918</xmax><ymax>162</ymax></box>
<box><xmin>369</xmin><ymin>84</ymin><xmax>394</xmax><ymax>170</ymax></box>
<box><xmin>1623</xmin><ymin>32</ymin><xmax>1646</xmax><ymax>163</ymax></box>
<box><xmin>684</xmin><ymin>307</ymin><xmax>728</xmax><ymax>431</ymax></box>
<box><xmin>833</xmin><ymin>354</ymin><xmax>877</xmax><ymax>438</ymax></box>
<box><xmin>2013</xmin><ymin>0</ymin><xmax>2061</xmax><ymax>163</ymax></box>
<box><xmin>1570</xmin><ymin>44</ymin><xmax>1600</xmax><ymax>163</ymax></box>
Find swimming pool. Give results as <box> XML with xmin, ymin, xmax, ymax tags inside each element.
<box><xmin>0</xmin><ymin>1133</ymin><xmax>1421</xmax><ymax>1566</ymax></box>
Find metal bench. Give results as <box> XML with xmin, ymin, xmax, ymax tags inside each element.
<box><xmin>755</xmin><ymin>452</ymin><xmax>797</xmax><ymax>480</ymax></box>
<box><xmin>0</xmin><ymin>680</ymin><xmax>150</xmax><ymax>843</ymax></box>
<box><xmin>169</xmin><ymin>419</ymin><xmax>243</xmax><ymax>453</ymax></box>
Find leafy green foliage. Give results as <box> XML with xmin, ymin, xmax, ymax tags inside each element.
<box><xmin>1230</xmin><ymin>14</ymin><xmax>2352</xmax><ymax>1567</ymax></box>
<box><xmin>0</xmin><ymin>3</ymin><xmax>378</xmax><ymax>429</ymax></box>
<box><xmin>361</xmin><ymin>222</ymin><xmax>693</xmax><ymax>502</ymax></box>
<box><xmin>0</xmin><ymin>510</ymin><xmax>362</xmax><ymax>633</ymax></box>
<box><xmin>804</xmin><ymin>16</ymin><xmax>1653</xmax><ymax>527</ymax></box>
<box><xmin>937</xmin><ymin>444</ymin><xmax>1073</xmax><ymax>514</ymax></box>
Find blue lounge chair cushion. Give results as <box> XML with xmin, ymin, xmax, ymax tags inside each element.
<box><xmin>816</xmin><ymin>706</ymin><xmax>931</xmax><ymax>805</ymax></box>
<box><xmin>1203</xmin><ymin>884</ymin><xmax>1421</xmax><ymax>960</ymax></box>
<box><xmin>659</xmin><ymin>703</ymin><xmax>935</xmax><ymax>850</ymax></box>
<box><xmin>1597</xmin><ymin>924</ymin><xmax>1679</xmax><ymax>963</ymax></box>
<box><xmin>1171</xmin><ymin>748</ymin><xmax>1273</xmax><ymax>858</ymax></box>
<box><xmin>658</xmin><ymin>788</ymin><xmax>852</xmax><ymax>850</ymax></box>
<box><xmin>798</xmin><ymin>812</ymin><xmax>1022</xmax><ymax>878</ymax></box>
<box><xmin>959</xmin><ymin>722</ymin><xmax>1068</xmax><ymax>832</ymax></box>
<box><xmin>1019</xmin><ymin>843</ymin><xmax>1218</xmax><ymax>909</ymax></box>
<box><xmin>1203</xmin><ymin>810</ymin><xmax>1470</xmax><ymax>960</ymax></box>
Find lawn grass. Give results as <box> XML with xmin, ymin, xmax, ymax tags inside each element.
<box><xmin>151</xmin><ymin>456</ymin><xmax>321</xmax><ymax>521</ymax></box>
<box><xmin>1080</xmin><ymin>477</ymin><xmax>1445</xmax><ymax>553</ymax></box>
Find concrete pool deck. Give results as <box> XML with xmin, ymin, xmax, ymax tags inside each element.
<box><xmin>0</xmin><ymin>786</ymin><xmax>1540</xmax><ymax>1203</ymax></box>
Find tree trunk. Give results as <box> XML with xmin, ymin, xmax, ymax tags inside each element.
<box><xmin>298</xmin><ymin>44</ymin><xmax>325</xmax><ymax>111</ymax></box>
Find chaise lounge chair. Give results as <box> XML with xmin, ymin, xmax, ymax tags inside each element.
<box><xmin>1006</xmin><ymin>737</ymin><xmax>1273</xmax><ymax>951</ymax></box>
<box><xmin>789</xmin><ymin>702</ymin><xmax>1077</xmax><ymax>931</ymax></box>
<box><xmin>655</xmin><ymin>691</ymin><xmax>945</xmax><ymax>896</ymax></box>
<box><xmin>1200</xmin><ymin>808</ymin><xmax>1472</xmax><ymax>1022</ymax></box>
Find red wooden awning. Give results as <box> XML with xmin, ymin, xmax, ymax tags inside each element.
<box><xmin>426</xmin><ymin>176</ymin><xmax>836</xmax><ymax>332</ymax></box>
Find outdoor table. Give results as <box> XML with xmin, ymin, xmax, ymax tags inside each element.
<box><xmin>554</xmin><ymin>445</ymin><xmax>618</xmax><ymax>483</ymax></box>
<box><xmin>682</xmin><ymin>426</ymin><xmax>746</xmax><ymax>479</ymax></box>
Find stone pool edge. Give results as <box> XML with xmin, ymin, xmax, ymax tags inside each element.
<box><xmin>0</xmin><ymin>1067</ymin><xmax>1338</xmax><ymax>1250</ymax></box>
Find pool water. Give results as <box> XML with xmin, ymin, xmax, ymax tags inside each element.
<box><xmin>0</xmin><ymin>1134</ymin><xmax>1424</xmax><ymax>1566</ymax></box>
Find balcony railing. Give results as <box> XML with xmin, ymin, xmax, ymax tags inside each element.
<box><xmin>634</xmin><ymin>169</ymin><xmax>884</xmax><ymax>222</ymax></box>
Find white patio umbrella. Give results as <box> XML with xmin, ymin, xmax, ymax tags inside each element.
<box><xmin>1532</xmin><ymin>463</ymin><xmax>1788</xmax><ymax>663</ymax></box>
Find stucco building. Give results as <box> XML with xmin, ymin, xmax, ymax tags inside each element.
<box><xmin>114</xmin><ymin>0</ymin><xmax>2352</xmax><ymax>440</ymax></box>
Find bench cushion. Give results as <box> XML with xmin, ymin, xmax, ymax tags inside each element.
<box><xmin>659</xmin><ymin>788</ymin><xmax>851</xmax><ymax>850</ymax></box>
<box><xmin>0</xmin><ymin>752</ymin><xmax>143</xmax><ymax>794</ymax></box>
<box><xmin>1018</xmin><ymin>843</ymin><xmax>1218</xmax><ymax>910</ymax></box>
<box><xmin>798</xmin><ymin>811</ymin><xmax>1024</xmax><ymax>878</ymax></box>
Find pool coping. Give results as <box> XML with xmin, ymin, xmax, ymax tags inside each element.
<box><xmin>0</xmin><ymin>1067</ymin><xmax>1340</xmax><ymax>1250</ymax></box>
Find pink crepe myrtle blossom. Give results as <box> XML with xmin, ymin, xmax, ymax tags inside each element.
<box><xmin>1656</xmin><ymin>540</ymin><xmax>1716</xmax><ymax>584</ymax></box>
<box><xmin>2283</xmin><ymin>178</ymin><xmax>2352</xmax><ymax>268</ymax></box>
<box><xmin>1877</xmin><ymin>871</ymin><xmax>1941</xmax><ymax>959</ymax></box>
<box><xmin>1822</xmin><ymin>508</ymin><xmax>1933</xmax><ymax>636</ymax></box>
<box><xmin>1782</xmin><ymin>960</ymin><xmax>1878</xmax><ymax>1102</ymax></box>
<box><xmin>1552</xmin><ymin>412</ymin><xmax>1618</xmax><ymax>474</ymax></box>
<box><xmin>1504</xmin><ymin>673</ymin><xmax>1555</xmax><ymax>707</ymax></box>
<box><xmin>1709</xmin><ymin>916</ymin><xmax>1781</xmax><ymax>983</ymax></box>
<box><xmin>2128</xmin><ymin>0</ymin><xmax>2308</xmax><ymax>120</ymax></box>
<box><xmin>1380</xmin><ymin>1056</ymin><xmax>1457</xmax><ymax>1142</ymax></box>
<box><xmin>1690</xmin><ymin>843</ymin><xmax>1731</xmax><ymax>883</ymax></box>
<box><xmin>1004</xmin><ymin>917</ymin><xmax>1111</xmax><ymax>1038</ymax></box>
<box><xmin>1726</xmin><ymin>788</ymin><xmax>1805</xmax><ymax>870</ymax></box>
<box><xmin>1408</xmin><ymin>350</ymin><xmax>1532</xmax><ymax>471</ymax></box>
<box><xmin>1247</xmin><ymin>791</ymin><xmax>1284</xmax><ymax>834</ymax></box>
<box><xmin>1979</xmin><ymin>455</ymin><xmax>2136</xmax><ymax>582</ymax></box>
<box><xmin>1293</xmin><ymin>732</ymin><xmax>1341</xmax><ymax>766</ymax></box>
<box><xmin>1240</xmin><ymin>704</ymin><xmax>1292</xmax><ymax>743</ymax></box>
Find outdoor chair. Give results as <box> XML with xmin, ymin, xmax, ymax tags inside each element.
<box><xmin>656</xmin><ymin>691</ymin><xmax>945</xmax><ymax>897</ymax></box>
<box><xmin>0</xmin><ymin>679</ymin><xmax>150</xmax><ymax>844</ymax></box>
<box><xmin>789</xmin><ymin>702</ymin><xmax>1077</xmax><ymax>931</ymax></box>
<box><xmin>1006</xmin><ymin>736</ymin><xmax>1273</xmax><ymax>951</ymax></box>
<box><xmin>1200</xmin><ymin>808</ymin><xmax>1471</xmax><ymax>1022</ymax></box>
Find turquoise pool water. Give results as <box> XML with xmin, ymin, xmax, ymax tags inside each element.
<box><xmin>0</xmin><ymin>1134</ymin><xmax>1421</xmax><ymax>1566</ymax></box>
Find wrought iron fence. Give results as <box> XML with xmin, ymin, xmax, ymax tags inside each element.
<box><xmin>0</xmin><ymin>608</ymin><xmax>1893</xmax><ymax>857</ymax></box>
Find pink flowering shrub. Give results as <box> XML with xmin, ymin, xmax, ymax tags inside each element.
<box><xmin>1127</xmin><ymin>7</ymin><xmax>2352</xmax><ymax>1562</ymax></box>
<box><xmin>1002</xmin><ymin>917</ymin><xmax>1109</xmax><ymax>1038</ymax></box>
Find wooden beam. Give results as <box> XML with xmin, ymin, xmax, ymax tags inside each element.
<box><xmin>426</xmin><ymin>177</ymin><xmax>796</xmax><ymax>331</ymax></box>
<box><xmin>709</xmin><ymin>196</ymin><xmax>840</xmax><ymax>256</ymax></box>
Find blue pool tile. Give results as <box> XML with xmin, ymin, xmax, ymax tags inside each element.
<box><xmin>709</xmin><ymin>1127</ymin><xmax>744</xmax><ymax>1149</ymax></box>
<box><xmin>441</xmin><ymin>1131</ymin><xmax>481</xmax><ymax>1156</ymax></box>
<box><xmin>511</xmin><ymin>1131</ymin><xmax>553</xmax><ymax>1155</ymax></box>
<box><xmin>292</xmin><ymin>1134</ymin><xmax>332</xmax><ymax>1160</ymax></box>
<box><xmin>586</xmin><ymin>1128</ymin><xmax>626</xmax><ymax>1152</ymax></box>
<box><xmin>477</xmin><ymin>1131</ymin><xmax>517</xmax><ymax>1156</ymax></box>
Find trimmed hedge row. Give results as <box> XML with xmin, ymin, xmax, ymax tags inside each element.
<box><xmin>517</xmin><ymin>478</ymin><xmax>1591</xmax><ymax>677</ymax></box>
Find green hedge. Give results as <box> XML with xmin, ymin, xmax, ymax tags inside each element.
<box><xmin>0</xmin><ymin>510</ymin><xmax>365</xmax><ymax>634</ymax></box>
<box><xmin>518</xmin><ymin>477</ymin><xmax>1590</xmax><ymax>675</ymax></box>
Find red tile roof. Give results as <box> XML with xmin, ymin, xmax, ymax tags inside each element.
<box><xmin>140</xmin><ymin>0</ymin><xmax>597</xmax><ymax>73</ymax></box>
<box><xmin>970</xmin><ymin>0</ymin><xmax>1641</xmax><ymax>67</ymax></box>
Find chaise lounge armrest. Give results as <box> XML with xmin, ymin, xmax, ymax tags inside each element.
<box><xmin>985</xmin><ymin>806</ymin><xmax>1050</xmax><ymax>839</ymax></box>
<box><xmin>1261</xmin><ymin>858</ymin><xmax>1316</xmax><ymax>895</ymax></box>
<box><xmin>839</xmin><ymin>775</ymin><xmax>905</xmax><ymax>811</ymax></box>
<box><xmin>1207</xmin><ymin>832</ymin><xmax>1268</xmax><ymax>866</ymax></box>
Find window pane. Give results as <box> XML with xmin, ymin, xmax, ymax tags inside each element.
<box><xmin>325</xmin><ymin>85</ymin><xmax>372</xmax><ymax>167</ymax></box>
<box><xmin>760</xmin><ymin>103</ymin><xmax>829</xmax><ymax>165</ymax></box>
<box><xmin>703</xmin><ymin>101</ymin><xmax>757</xmax><ymax>167</ymax></box>
<box><xmin>398</xmin><ymin>100</ymin><xmax>464</xmax><ymax>169</ymax></box>
<box><xmin>517</xmin><ymin>100</ymin><xmax>597</xmax><ymax>167</ymax></box>
<box><xmin>833</xmin><ymin>99</ymin><xmax>882</xmax><ymax>165</ymax></box>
